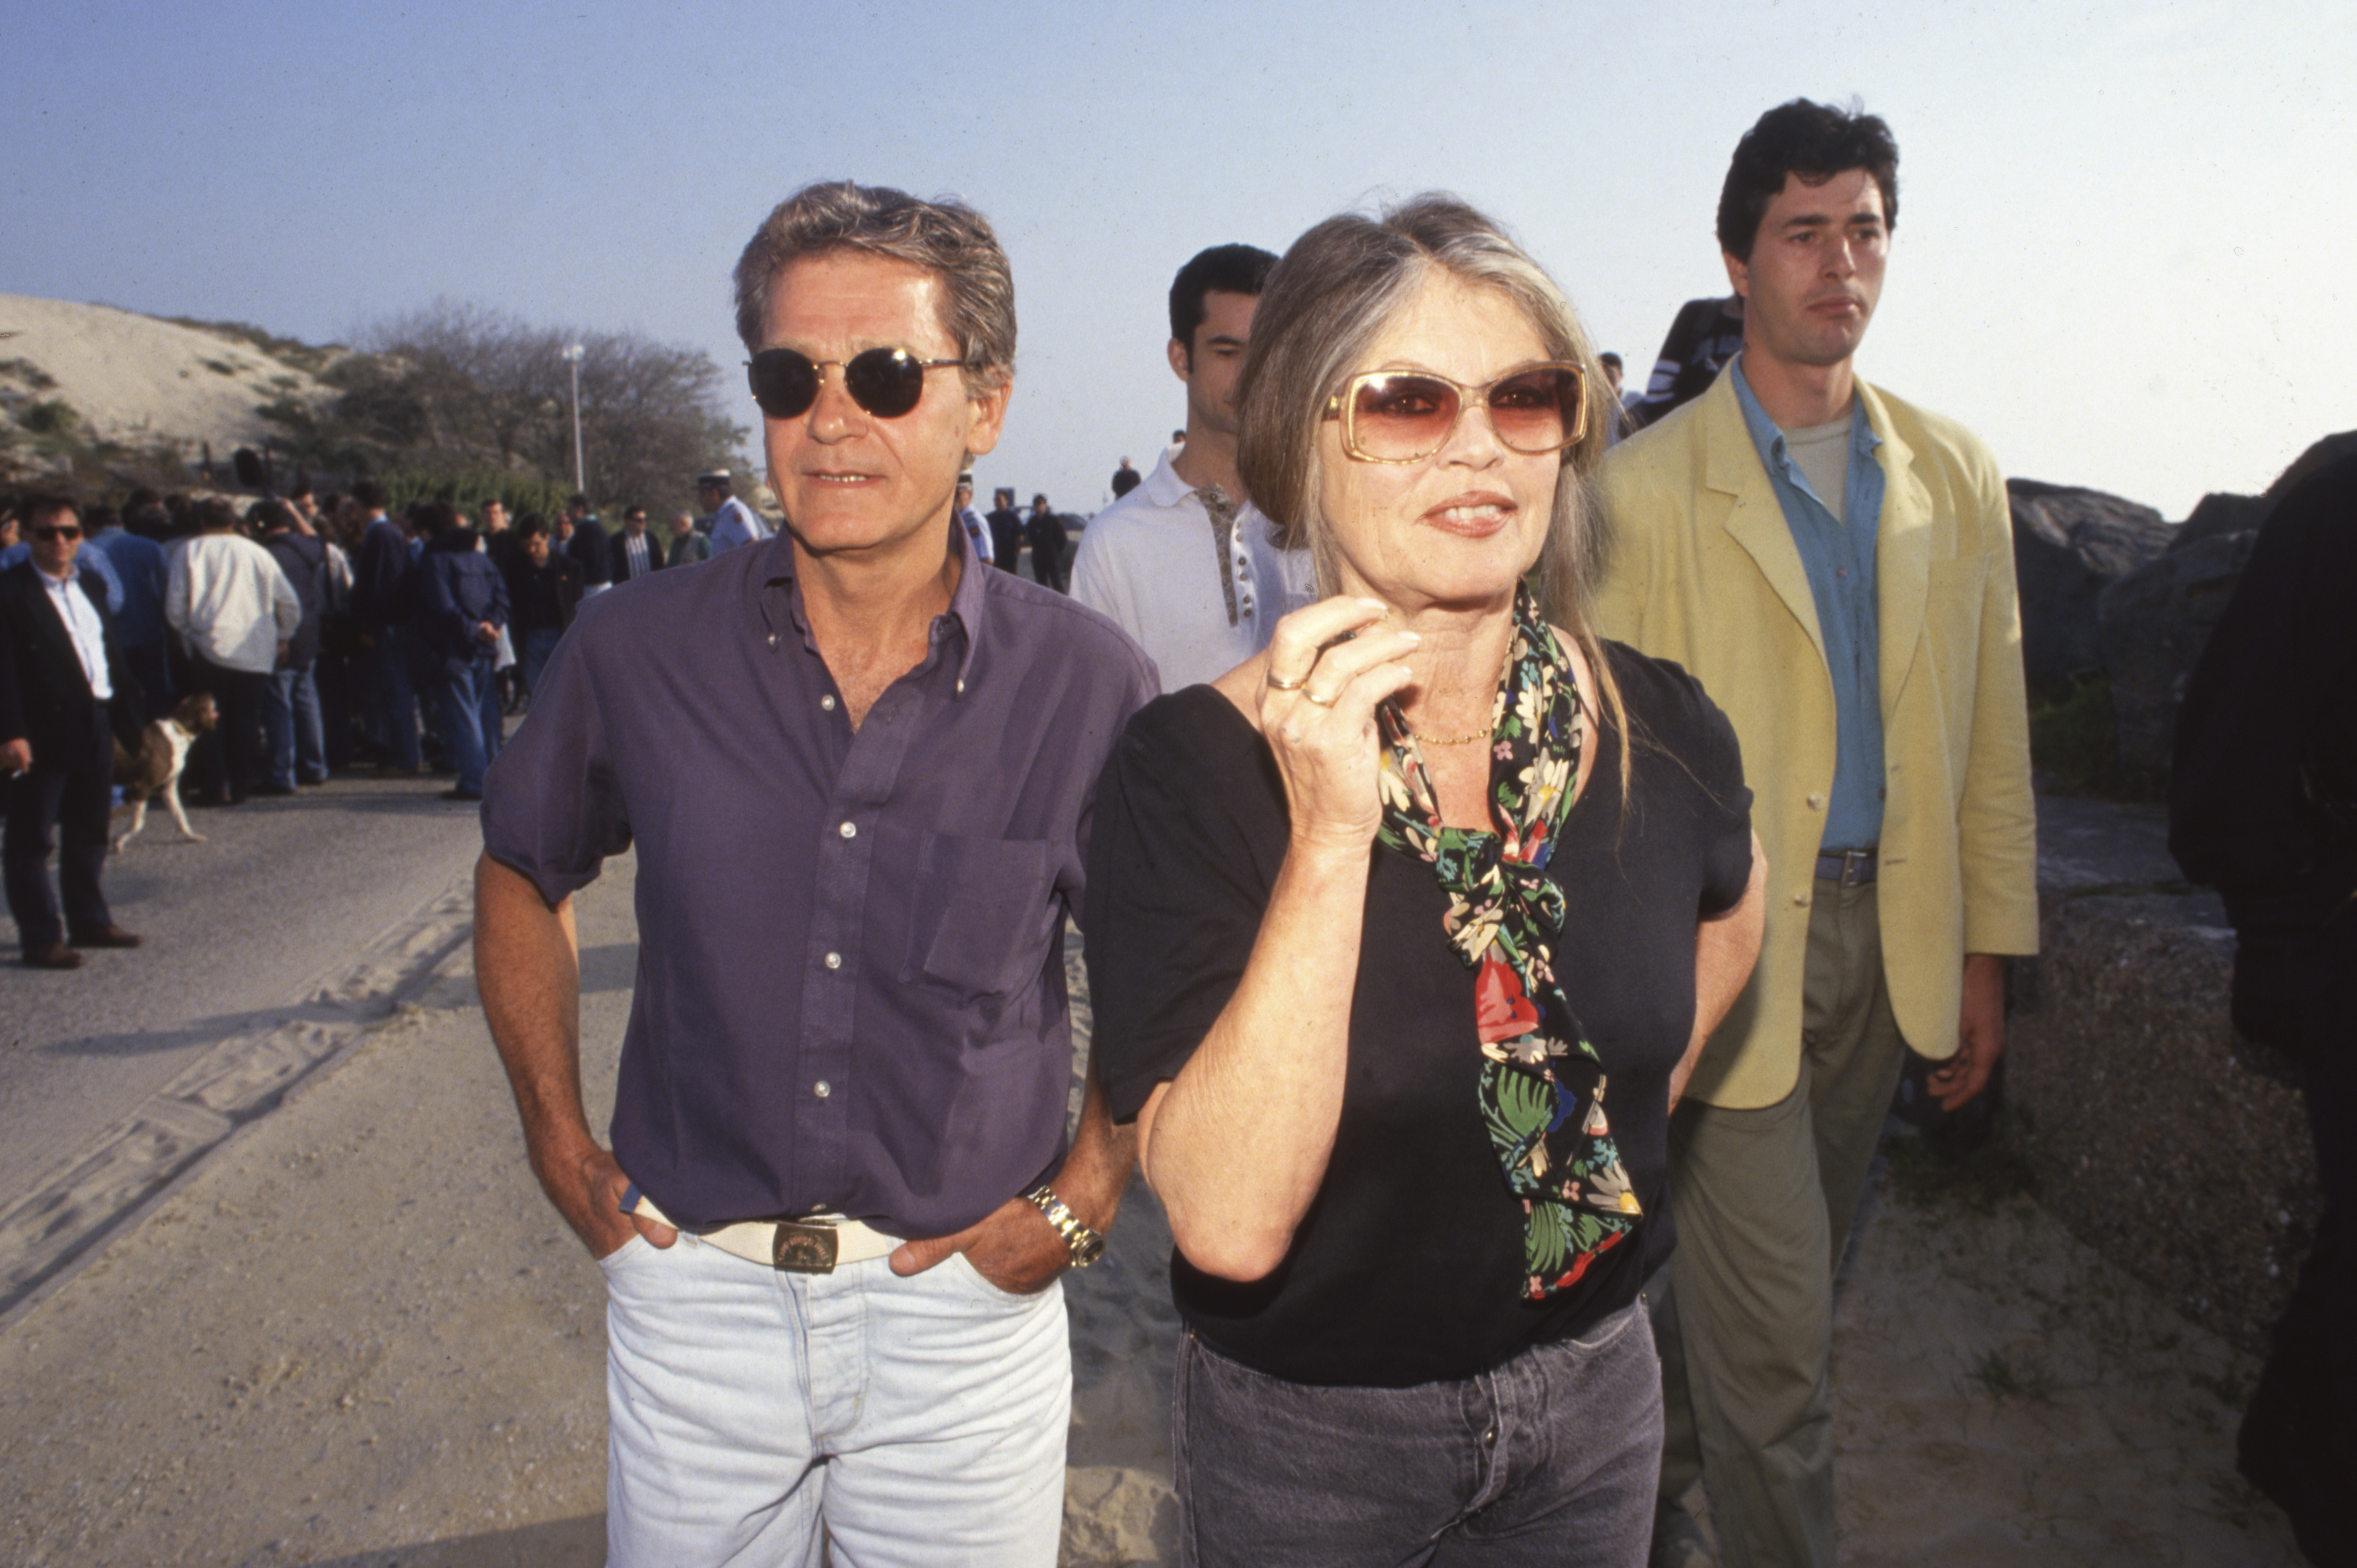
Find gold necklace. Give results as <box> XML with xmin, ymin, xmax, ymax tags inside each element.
<box><xmin>1400</xmin><ymin>712</ymin><xmax>1495</xmax><ymax>746</ymax></box>
<box><xmin>1401</xmin><ymin>635</ymin><xmax>1515</xmax><ymax>746</ymax></box>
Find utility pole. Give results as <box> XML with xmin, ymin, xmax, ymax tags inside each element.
<box><xmin>561</xmin><ymin>343</ymin><xmax>586</xmax><ymax>493</ymax></box>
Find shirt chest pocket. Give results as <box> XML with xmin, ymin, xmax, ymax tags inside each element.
<box><xmin>902</xmin><ymin>832</ymin><xmax>1056</xmax><ymax>997</ymax></box>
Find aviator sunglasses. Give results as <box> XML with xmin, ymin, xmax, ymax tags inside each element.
<box><xmin>1325</xmin><ymin>362</ymin><xmax>1588</xmax><ymax>463</ymax></box>
<box><xmin>746</xmin><ymin>346</ymin><xmax>966</xmax><ymax>422</ymax></box>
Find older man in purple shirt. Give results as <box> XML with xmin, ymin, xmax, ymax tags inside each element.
<box><xmin>474</xmin><ymin>182</ymin><xmax>1156</xmax><ymax>1566</ymax></box>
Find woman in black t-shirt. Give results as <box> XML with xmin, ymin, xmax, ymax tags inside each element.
<box><xmin>1084</xmin><ymin>197</ymin><xmax>1765</xmax><ymax>1566</ymax></box>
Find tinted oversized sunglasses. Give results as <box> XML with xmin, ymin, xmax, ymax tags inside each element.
<box><xmin>746</xmin><ymin>346</ymin><xmax>966</xmax><ymax>421</ymax></box>
<box><xmin>1325</xmin><ymin>362</ymin><xmax>1587</xmax><ymax>463</ymax></box>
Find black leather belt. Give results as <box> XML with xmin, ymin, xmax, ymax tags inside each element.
<box><xmin>1814</xmin><ymin>848</ymin><xmax>1878</xmax><ymax>886</ymax></box>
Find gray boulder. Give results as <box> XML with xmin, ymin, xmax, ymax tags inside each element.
<box><xmin>2008</xmin><ymin>480</ymin><xmax>2169</xmax><ymax>684</ymax></box>
<box><xmin>2096</xmin><ymin>532</ymin><xmax>2257</xmax><ymax>790</ymax></box>
<box><xmin>2170</xmin><ymin>490</ymin><xmax>2268</xmax><ymax>553</ymax></box>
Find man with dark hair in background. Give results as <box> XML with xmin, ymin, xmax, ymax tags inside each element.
<box><xmin>350</xmin><ymin>479</ymin><xmax>424</xmax><ymax>774</ymax></box>
<box><xmin>609</xmin><ymin>505</ymin><xmax>665</xmax><ymax>584</ymax></box>
<box><xmin>255</xmin><ymin>500</ymin><xmax>330</xmax><ymax>794</ymax></box>
<box><xmin>1024</xmin><ymin>494</ymin><xmax>1068</xmax><ymax>594</ymax></box>
<box><xmin>415</xmin><ymin>502</ymin><xmax>507</xmax><ymax>802</ymax></box>
<box><xmin>1108</xmin><ymin>456</ymin><xmax>1139</xmax><ymax>498</ymax></box>
<box><xmin>1</xmin><ymin>494</ymin><xmax>142</xmax><ymax>968</ymax></box>
<box><xmin>1071</xmin><ymin>241</ymin><xmax>1308</xmax><ymax>690</ymax></box>
<box><xmin>562</xmin><ymin>494</ymin><xmax>611</xmax><ymax>598</ymax></box>
<box><xmin>474</xmin><ymin>179</ymin><xmax>1154</xmax><ymax>1564</ymax></box>
<box><xmin>499</xmin><ymin>514</ymin><xmax>582</xmax><ymax>703</ymax></box>
<box><xmin>985</xmin><ymin>486</ymin><xmax>1027</xmax><ymax>571</ymax></box>
<box><xmin>167</xmin><ymin>497</ymin><xmax>300</xmax><ymax>806</ymax></box>
<box><xmin>1597</xmin><ymin>99</ymin><xmax>2038</xmax><ymax>1567</ymax></box>
<box><xmin>81</xmin><ymin>491</ymin><xmax>171</xmax><ymax>730</ymax></box>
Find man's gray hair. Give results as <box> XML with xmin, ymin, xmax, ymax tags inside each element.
<box><xmin>732</xmin><ymin>180</ymin><xmax>1016</xmax><ymax>393</ymax></box>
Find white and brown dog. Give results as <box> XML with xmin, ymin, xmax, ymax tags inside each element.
<box><xmin>111</xmin><ymin>693</ymin><xmax>219</xmax><ymax>851</ymax></box>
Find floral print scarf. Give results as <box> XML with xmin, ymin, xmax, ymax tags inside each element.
<box><xmin>1373</xmin><ymin>587</ymin><xmax>1641</xmax><ymax>1299</ymax></box>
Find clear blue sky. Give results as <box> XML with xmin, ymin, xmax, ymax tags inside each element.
<box><xmin>7</xmin><ymin>0</ymin><xmax>2349</xmax><ymax>518</ymax></box>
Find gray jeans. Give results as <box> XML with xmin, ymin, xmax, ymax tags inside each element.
<box><xmin>1174</xmin><ymin>1301</ymin><xmax>1662</xmax><ymax>1566</ymax></box>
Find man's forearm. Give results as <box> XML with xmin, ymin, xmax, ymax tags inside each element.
<box><xmin>473</xmin><ymin>852</ymin><xmax>595</xmax><ymax>1185</ymax></box>
<box><xmin>1050</xmin><ymin>1062</ymin><xmax>1137</xmax><ymax>1237</ymax></box>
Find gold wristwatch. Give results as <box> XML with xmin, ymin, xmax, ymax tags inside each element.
<box><xmin>1023</xmin><ymin>1184</ymin><xmax>1106</xmax><ymax>1268</ymax></box>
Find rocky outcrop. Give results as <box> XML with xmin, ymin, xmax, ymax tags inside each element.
<box><xmin>2095</xmin><ymin>532</ymin><xmax>2257</xmax><ymax>790</ymax></box>
<box><xmin>2009</xmin><ymin>794</ymin><xmax>2320</xmax><ymax>1353</ymax></box>
<box><xmin>2007</xmin><ymin>480</ymin><xmax>2169</xmax><ymax>685</ymax></box>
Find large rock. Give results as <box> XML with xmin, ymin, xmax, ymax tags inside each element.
<box><xmin>2007</xmin><ymin>480</ymin><xmax>2169</xmax><ymax>684</ymax></box>
<box><xmin>2010</xmin><ymin>898</ymin><xmax>2318</xmax><ymax>1352</ymax></box>
<box><xmin>2095</xmin><ymin>531</ymin><xmax>2256</xmax><ymax>791</ymax></box>
<box><xmin>2170</xmin><ymin>490</ymin><xmax>2268</xmax><ymax>552</ymax></box>
<box><xmin>2011</xmin><ymin>795</ymin><xmax>2321</xmax><ymax>1352</ymax></box>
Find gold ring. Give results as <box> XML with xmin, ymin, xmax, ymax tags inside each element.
<box><xmin>1265</xmin><ymin>671</ymin><xmax>1308</xmax><ymax>692</ymax></box>
<box><xmin>1303</xmin><ymin>689</ymin><xmax>1337</xmax><ymax>707</ymax></box>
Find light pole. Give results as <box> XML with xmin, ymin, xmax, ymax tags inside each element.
<box><xmin>561</xmin><ymin>343</ymin><xmax>586</xmax><ymax>494</ymax></box>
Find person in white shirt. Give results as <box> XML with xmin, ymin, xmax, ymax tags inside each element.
<box><xmin>1071</xmin><ymin>243</ymin><xmax>1312</xmax><ymax>691</ymax></box>
<box><xmin>952</xmin><ymin>476</ymin><xmax>991</xmax><ymax>566</ymax></box>
<box><xmin>165</xmin><ymin>498</ymin><xmax>299</xmax><ymax>804</ymax></box>
<box><xmin>699</xmin><ymin>471</ymin><xmax>773</xmax><ymax>553</ymax></box>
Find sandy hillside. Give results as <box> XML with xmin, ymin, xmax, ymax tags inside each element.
<box><xmin>0</xmin><ymin>291</ymin><xmax>333</xmax><ymax>453</ymax></box>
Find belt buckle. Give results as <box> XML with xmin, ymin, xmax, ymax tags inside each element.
<box><xmin>1839</xmin><ymin>848</ymin><xmax>1874</xmax><ymax>886</ymax></box>
<box><xmin>771</xmin><ymin>1220</ymin><xmax>840</xmax><ymax>1273</ymax></box>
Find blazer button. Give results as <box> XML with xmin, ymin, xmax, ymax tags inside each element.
<box><xmin>1793</xmin><ymin>892</ymin><xmax>1811</xmax><ymax>907</ymax></box>
<box><xmin>1807</xmin><ymin>793</ymin><xmax>1826</xmax><ymax>810</ymax></box>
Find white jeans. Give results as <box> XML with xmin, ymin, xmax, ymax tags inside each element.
<box><xmin>600</xmin><ymin>1233</ymin><xmax>1071</xmax><ymax>1567</ymax></box>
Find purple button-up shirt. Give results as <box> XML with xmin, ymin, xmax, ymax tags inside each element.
<box><xmin>482</xmin><ymin>524</ymin><xmax>1157</xmax><ymax>1235</ymax></box>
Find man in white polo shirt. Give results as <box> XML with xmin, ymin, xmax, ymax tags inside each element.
<box><xmin>1071</xmin><ymin>243</ymin><xmax>1310</xmax><ymax>691</ymax></box>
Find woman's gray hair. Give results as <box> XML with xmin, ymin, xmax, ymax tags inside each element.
<box><xmin>731</xmin><ymin>180</ymin><xmax>1016</xmax><ymax>394</ymax></box>
<box><xmin>1235</xmin><ymin>194</ymin><xmax>1628</xmax><ymax>773</ymax></box>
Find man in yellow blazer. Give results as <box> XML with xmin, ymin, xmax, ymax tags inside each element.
<box><xmin>1595</xmin><ymin>100</ymin><xmax>2038</xmax><ymax>1568</ymax></box>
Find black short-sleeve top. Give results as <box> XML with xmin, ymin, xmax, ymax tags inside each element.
<box><xmin>1084</xmin><ymin>642</ymin><xmax>1753</xmax><ymax>1387</ymax></box>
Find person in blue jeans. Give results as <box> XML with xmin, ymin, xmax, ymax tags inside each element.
<box><xmin>256</xmin><ymin>501</ymin><xmax>331</xmax><ymax>792</ymax></box>
<box><xmin>415</xmin><ymin>503</ymin><xmax>508</xmax><ymax>801</ymax></box>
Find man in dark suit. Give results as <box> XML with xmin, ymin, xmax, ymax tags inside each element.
<box><xmin>563</xmin><ymin>495</ymin><xmax>612</xmax><ymax>598</ymax></box>
<box><xmin>0</xmin><ymin>494</ymin><xmax>142</xmax><ymax>969</ymax></box>
<box><xmin>608</xmin><ymin>506</ymin><xmax>666</xmax><ymax>584</ymax></box>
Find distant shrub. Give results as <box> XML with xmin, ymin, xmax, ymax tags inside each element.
<box><xmin>0</xmin><ymin>357</ymin><xmax>58</xmax><ymax>391</ymax></box>
<box><xmin>2028</xmin><ymin>673</ymin><xmax>2145</xmax><ymax>799</ymax></box>
<box><xmin>20</xmin><ymin>399</ymin><xmax>78</xmax><ymax>434</ymax></box>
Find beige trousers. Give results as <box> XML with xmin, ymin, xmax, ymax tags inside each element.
<box><xmin>1651</xmin><ymin>877</ymin><xmax>1912</xmax><ymax>1568</ymax></box>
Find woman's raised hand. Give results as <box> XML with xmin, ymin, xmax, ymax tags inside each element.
<box><xmin>1256</xmin><ymin>597</ymin><xmax>1420</xmax><ymax>851</ymax></box>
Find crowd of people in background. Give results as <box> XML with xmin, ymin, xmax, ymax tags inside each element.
<box><xmin>0</xmin><ymin>464</ymin><xmax>791</xmax><ymax>834</ymax></box>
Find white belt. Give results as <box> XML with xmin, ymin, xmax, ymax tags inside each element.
<box><xmin>630</xmin><ymin>1192</ymin><xmax>900</xmax><ymax>1273</ymax></box>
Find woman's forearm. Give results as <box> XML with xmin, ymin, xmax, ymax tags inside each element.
<box><xmin>1138</xmin><ymin>833</ymin><xmax>1372</xmax><ymax>1281</ymax></box>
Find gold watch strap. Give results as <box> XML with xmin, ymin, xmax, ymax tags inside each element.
<box><xmin>1023</xmin><ymin>1183</ymin><xmax>1105</xmax><ymax>1268</ymax></box>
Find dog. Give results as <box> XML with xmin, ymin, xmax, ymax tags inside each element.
<box><xmin>111</xmin><ymin>693</ymin><xmax>218</xmax><ymax>851</ymax></box>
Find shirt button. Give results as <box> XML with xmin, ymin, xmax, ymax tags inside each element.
<box><xmin>813</xmin><ymin>1080</ymin><xmax>831</xmax><ymax>1099</ymax></box>
<box><xmin>824</xmin><ymin>951</ymin><xmax>842</xmax><ymax>970</ymax></box>
<box><xmin>821</xmin><ymin>694</ymin><xmax>837</xmax><ymax>712</ymax></box>
<box><xmin>839</xmin><ymin>821</ymin><xmax>857</xmax><ymax>839</ymax></box>
<box><xmin>1807</xmin><ymin>794</ymin><xmax>1826</xmax><ymax>810</ymax></box>
<box><xmin>1482</xmin><ymin>1428</ymin><xmax>1497</xmax><ymax>1447</ymax></box>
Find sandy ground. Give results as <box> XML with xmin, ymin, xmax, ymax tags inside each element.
<box><xmin>0</xmin><ymin>853</ymin><xmax>2310</xmax><ymax>1566</ymax></box>
<box><xmin>0</xmin><ymin>291</ymin><xmax>329</xmax><ymax>453</ymax></box>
